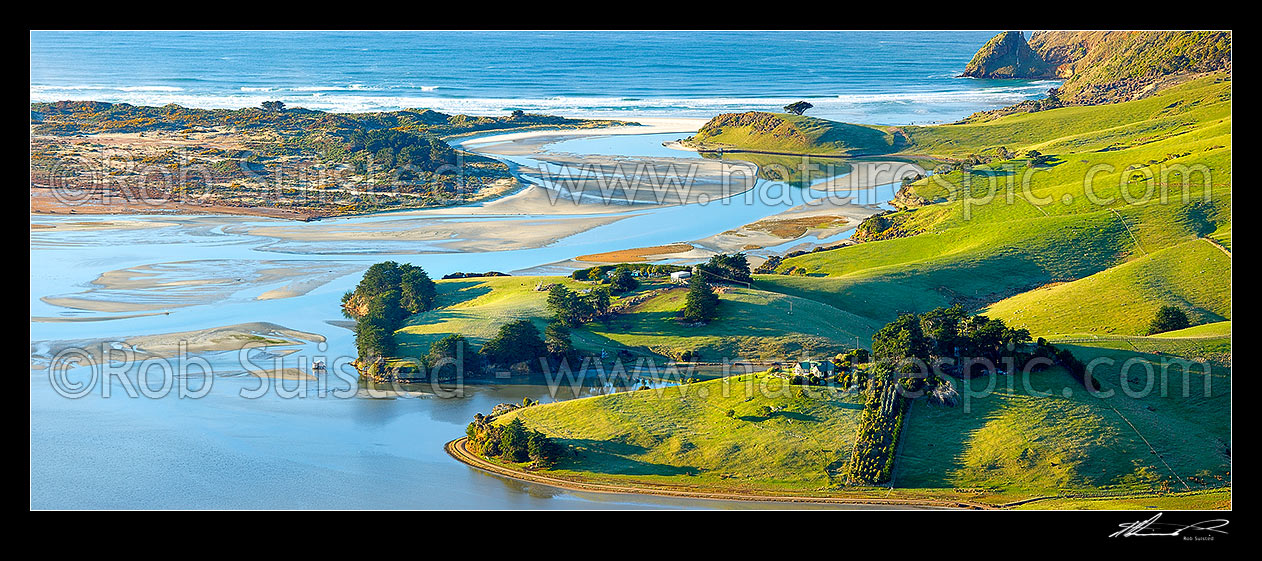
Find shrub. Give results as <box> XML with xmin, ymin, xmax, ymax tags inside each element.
<box><xmin>1148</xmin><ymin>305</ymin><xmax>1191</xmax><ymax>334</ymax></box>
<box><xmin>681</xmin><ymin>273</ymin><xmax>720</xmax><ymax>324</ymax></box>
<box><xmin>427</xmin><ymin>334</ymin><xmax>482</xmax><ymax>378</ymax></box>
<box><xmin>482</xmin><ymin>320</ymin><xmax>548</xmax><ymax>370</ymax></box>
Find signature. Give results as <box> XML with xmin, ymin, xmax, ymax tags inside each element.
<box><xmin>1110</xmin><ymin>513</ymin><xmax>1229</xmax><ymax>538</ymax></box>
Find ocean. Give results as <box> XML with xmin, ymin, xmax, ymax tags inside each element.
<box><xmin>30</xmin><ymin>30</ymin><xmax>1057</xmax><ymax>125</ymax></box>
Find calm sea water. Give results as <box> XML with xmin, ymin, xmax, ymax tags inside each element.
<box><xmin>30</xmin><ymin>30</ymin><xmax>1055</xmax><ymax>124</ymax></box>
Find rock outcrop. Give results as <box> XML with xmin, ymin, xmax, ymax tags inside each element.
<box><xmin>960</xmin><ymin>31</ymin><xmax>1057</xmax><ymax>79</ymax></box>
<box><xmin>958</xmin><ymin>30</ymin><xmax>1231</xmax><ymax>121</ymax></box>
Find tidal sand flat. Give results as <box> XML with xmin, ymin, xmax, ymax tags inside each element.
<box><xmin>41</xmin><ymin>259</ymin><xmax>363</xmax><ymax>313</ymax></box>
<box><xmin>30</xmin><ymin>321</ymin><xmax>324</xmax><ymax>370</ymax></box>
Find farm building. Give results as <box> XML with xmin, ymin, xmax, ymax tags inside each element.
<box><xmin>793</xmin><ymin>361</ymin><xmax>834</xmax><ymax>377</ymax></box>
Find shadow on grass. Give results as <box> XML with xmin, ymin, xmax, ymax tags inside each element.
<box><xmin>559</xmin><ymin>438</ymin><xmax>699</xmax><ymax>477</ymax></box>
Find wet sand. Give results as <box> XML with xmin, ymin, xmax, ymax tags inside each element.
<box><xmin>30</xmin><ymin>321</ymin><xmax>324</xmax><ymax>370</ymax></box>
<box><xmin>41</xmin><ymin>260</ymin><xmax>363</xmax><ymax>313</ymax></box>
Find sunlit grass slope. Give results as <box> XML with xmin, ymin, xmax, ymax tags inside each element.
<box><xmin>393</xmin><ymin>277</ymin><xmax>879</xmax><ymax>363</ymax></box>
<box><xmin>983</xmin><ymin>239</ymin><xmax>1231</xmax><ymax>337</ymax></box>
<box><xmin>498</xmin><ymin>373</ymin><xmax>869</xmax><ymax>493</ymax></box>
<box><xmin>755</xmin><ymin>74</ymin><xmax>1230</xmax><ymax>330</ymax></box>
<box><xmin>895</xmin><ymin>345</ymin><xmax>1230</xmax><ymax>501</ymax></box>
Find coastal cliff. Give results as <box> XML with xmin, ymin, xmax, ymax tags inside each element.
<box><xmin>960</xmin><ymin>31</ymin><xmax>1056</xmax><ymax>79</ymax></box>
<box><xmin>964</xmin><ymin>30</ymin><xmax>1230</xmax><ymax>108</ymax></box>
<box><xmin>1027</xmin><ymin>30</ymin><xmax>1231</xmax><ymax>105</ymax></box>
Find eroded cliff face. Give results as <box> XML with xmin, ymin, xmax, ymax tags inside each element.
<box><xmin>965</xmin><ymin>31</ymin><xmax>1231</xmax><ymax>104</ymax></box>
<box><xmin>960</xmin><ymin>31</ymin><xmax>1057</xmax><ymax>79</ymax></box>
<box><xmin>1027</xmin><ymin>30</ymin><xmax>1231</xmax><ymax>104</ymax></box>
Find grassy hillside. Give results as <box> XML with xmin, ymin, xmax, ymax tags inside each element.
<box><xmin>900</xmin><ymin>73</ymin><xmax>1231</xmax><ymax>158</ymax></box>
<box><xmin>583</xmin><ymin>284</ymin><xmax>878</xmax><ymax>361</ymax></box>
<box><xmin>497</xmin><ymin>373</ymin><xmax>869</xmax><ymax>494</ymax></box>
<box><xmin>493</xmin><ymin>346</ymin><xmax>1229</xmax><ymax>506</ymax></box>
<box><xmin>686</xmin><ymin>111</ymin><xmax>901</xmax><ymax>156</ymax></box>
<box><xmin>756</xmin><ymin>75</ymin><xmax>1230</xmax><ymax>331</ymax></box>
<box><xmin>392</xmin><ymin>276</ymin><xmax>878</xmax><ymax>365</ymax></box>
<box><xmin>896</xmin><ymin>346</ymin><xmax>1230</xmax><ymax>499</ymax></box>
<box><xmin>982</xmin><ymin>239</ymin><xmax>1231</xmax><ymax>337</ymax></box>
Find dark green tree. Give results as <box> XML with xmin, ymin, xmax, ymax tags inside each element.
<box><xmin>582</xmin><ymin>285</ymin><xmax>612</xmax><ymax>318</ymax></box>
<box><xmin>783</xmin><ymin>101</ymin><xmax>813</xmax><ymax>115</ymax></box>
<box><xmin>500</xmin><ymin>418</ymin><xmax>530</xmax><ymax>462</ymax></box>
<box><xmin>697</xmin><ymin>252</ymin><xmax>752</xmax><ymax>285</ymax></box>
<box><xmin>546</xmin><ymin>285</ymin><xmax>593</xmax><ymax>327</ymax></box>
<box><xmin>482</xmin><ymin>320</ymin><xmax>548</xmax><ymax>369</ymax></box>
<box><xmin>610</xmin><ymin>266</ymin><xmax>639</xmax><ymax>293</ymax></box>
<box><xmin>681</xmin><ymin>273</ymin><xmax>720</xmax><ymax>324</ymax></box>
<box><xmin>427</xmin><ymin>334</ymin><xmax>482</xmax><ymax>378</ymax></box>
<box><xmin>1148</xmin><ymin>305</ymin><xmax>1191</xmax><ymax>334</ymax></box>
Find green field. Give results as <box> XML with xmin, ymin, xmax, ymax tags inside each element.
<box><xmin>498</xmin><ymin>373</ymin><xmax>869</xmax><ymax>494</ymax></box>
<box><xmin>391</xmin><ymin>276</ymin><xmax>878</xmax><ymax>365</ymax></box>
<box><xmin>983</xmin><ymin>239</ymin><xmax>1231</xmax><ymax>337</ymax></box>
<box><xmin>495</xmin><ymin>352</ymin><xmax>1229</xmax><ymax>507</ymax></box>
<box><xmin>896</xmin><ymin>346</ymin><xmax>1230</xmax><ymax>499</ymax></box>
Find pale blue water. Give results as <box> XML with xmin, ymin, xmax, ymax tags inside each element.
<box><xmin>30</xmin><ymin>30</ymin><xmax>1055</xmax><ymax>124</ymax></box>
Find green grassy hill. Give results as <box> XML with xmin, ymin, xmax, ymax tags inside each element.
<box><xmin>497</xmin><ymin>373</ymin><xmax>869</xmax><ymax>493</ymax></box>
<box><xmin>391</xmin><ymin>276</ymin><xmax>877</xmax><ymax>365</ymax></box>
<box><xmin>758</xmin><ymin>75</ymin><xmax>1230</xmax><ymax>331</ymax></box>
<box><xmin>896</xmin><ymin>348</ymin><xmax>1229</xmax><ymax>498</ymax></box>
<box><xmin>686</xmin><ymin>111</ymin><xmax>901</xmax><ymax>156</ymax></box>
<box><xmin>493</xmin><ymin>348</ymin><xmax>1229</xmax><ymax>506</ymax></box>
<box><xmin>982</xmin><ymin>239</ymin><xmax>1231</xmax><ymax>337</ymax></box>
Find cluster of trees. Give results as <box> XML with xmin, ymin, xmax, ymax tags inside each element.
<box><xmin>482</xmin><ymin>320</ymin><xmax>549</xmax><ymax>369</ymax></box>
<box><xmin>346</xmin><ymin>128</ymin><xmax>456</xmax><ymax>174</ymax></box>
<box><xmin>546</xmin><ymin>284</ymin><xmax>612</xmax><ymax>327</ymax></box>
<box><xmin>841</xmin><ymin>363</ymin><xmax>909</xmax><ymax>485</ymax></box>
<box><xmin>570</xmin><ymin>263</ymin><xmax>688</xmax><ymax>281</ymax></box>
<box><xmin>609</xmin><ymin>266</ymin><xmax>639</xmax><ymax>293</ymax></box>
<box><xmin>466</xmin><ymin>416</ymin><xmax>565</xmax><ymax>468</ymax></box>
<box><xmin>866</xmin><ymin>305</ymin><xmax>1098</xmax><ymax>401</ymax></box>
<box><xmin>426</xmin><ymin>334</ymin><xmax>483</xmax><ymax>379</ymax></box>
<box><xmin>440</xmin><ymin>271</ymin><xmax>509</xmax><ymax>280</ymax></box>
<box><xmin>423</xmin><ymin>319</ymin><xmax>567</xmax><ymax>377</ymax></box>
<box><xmin>695</xmin><ymin>252</ymin><xmax>752</xmax><ymax>285</ymax></box>
<box><xmin>343</xmin><ymin>261</ymin><xmax>437</xmax><ymax>360</ymax></box>
<box><xmin>872</xmin><ymin>304</ymin><xmax>1034</xmax><ymax>390</ymax></box>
